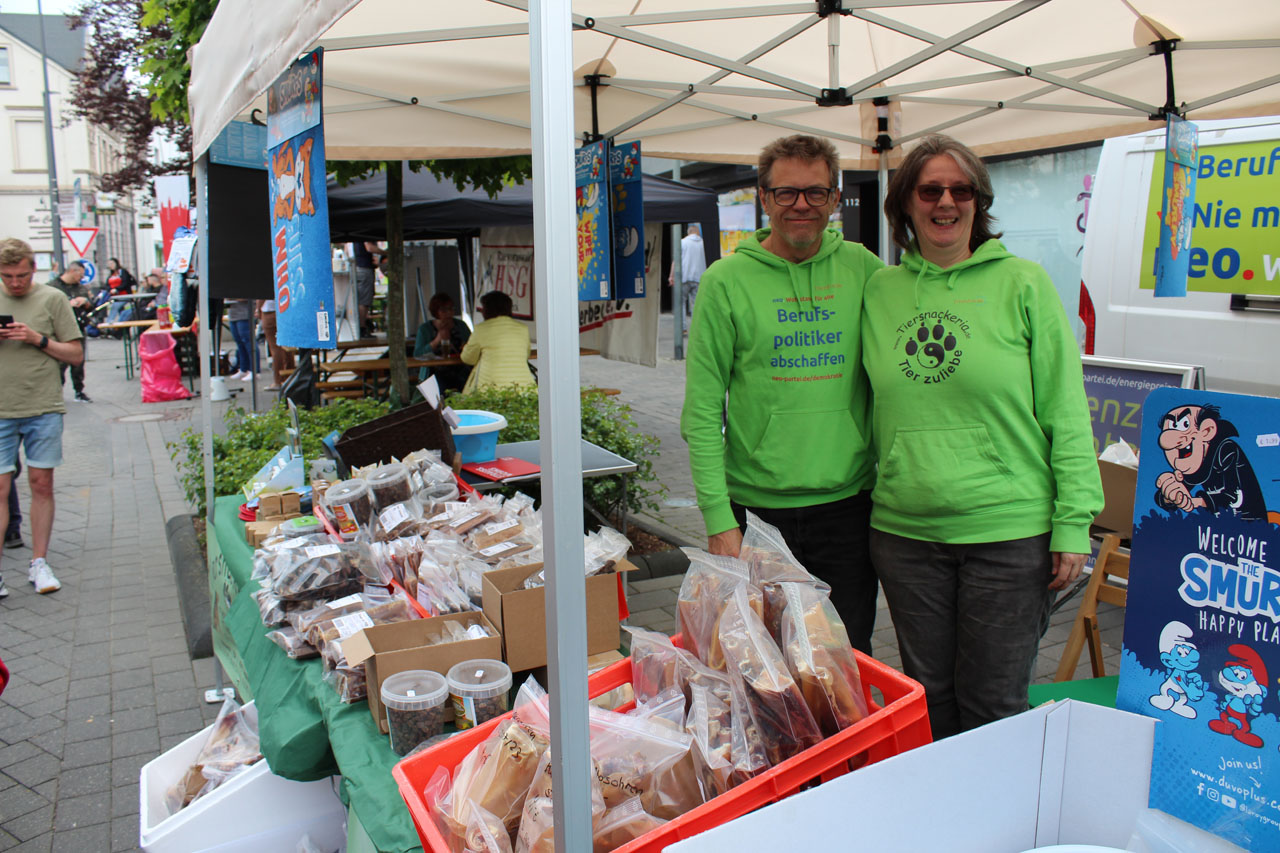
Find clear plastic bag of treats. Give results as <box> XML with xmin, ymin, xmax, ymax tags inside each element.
<box><xmin>163</xmin><ymin>696</ymin><xmax>262</xmax><ymax>815</ymax></box>
<box><xmin>623</xmin><ymin>627</ymin><xmax>682</xmax><ymax>706</ymax></box>
<box><xmin>444</xmin><ymin>494</ymin><xmax>503</xmax><ymax>537</ymax></box>
<box><xmin>718</xmin><ymin>584</ymin><xmax>822</xmax><ymax>768</ymax></box>
<box><xmin>592</xmin><ymin>796</ymin><xmax>668</xmax><ymax>853</ymax></box>
<box><xmin>515</xmin><ymin>748</ymin><xmax>607</xmax><ymax>853</ymax></box>
<box><xmin>675</xmin><ymin>548</ymin><xmax>758</xmax><ymax>670</ymax></box>
<box><xmin>417</xmin><ymin>555</ymin><xmax>476</xmax><ymax>616</ymax></box>
<box><xmin>308</xmin><ymin>593</ymin><xmax>418</xmax><ymax>651</ymax></box>
<box><xmin>588</xmin><ymin>705</ymin><xmax>703</xmax><ymax>821</ymax></box>
<box><xmin>270</xmin><ymin>541</ymin><xmax>387</xmax><ymax>602</ymax></box>
<box><xmin>252</xmin><ymin>586</ymin><xmax>289</xmax><ymax>627</ymax></box>
<box><xmin>374</xmin><ymin>496</ymin><xmax>425</xmax><ymax>543</ymax></box>
<box><xmin>777</xmin><ymin>581</ymin><xmax>869</xmax><ymax>736</ymax></box>
<box><xmin>583</xmin><ymin>526</ymin><xmax>631</xmax><ymax>576</ymax></box>
<box><xmin>462</xmin><ymin>803</ymin><xmax>513</xmax><ymax>853</ymax></box>
<box><xmin>631</xmin><ymin>688</ymin><xmax>686</xmax><ymax>731</ymax></box>
<box><xmin>685</xmin><ymin>681</ymin><xmax>735</xmax><ymax>798</ymax></box>
<box><xmin>738</xmin><ymin>511</ymin><xmax>829</xmax><ymax>643</ymax></box>
<box><xmin>369</xmin><ymin>536</ymin><xmax>429</xmax><ymax>590</ymax></box>
<box><xmin>266</xmin><ymin>625</ymin><xmax>318</xmax><ymax>659</ymax></box>
<box><xmin>434</xmin><ymin>677</ymin><xmax>554</xmax><ymax>844</ymax></box>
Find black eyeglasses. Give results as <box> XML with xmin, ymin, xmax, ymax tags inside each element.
<box><xmin>915</xmin><ymin>184</ymin><xmax>976</xmax><ymax>203</ymax></box>
<box><xmin>765</xmin><ymin>186</ymin><xmax>837</xmax><ymax>206</ymax></box>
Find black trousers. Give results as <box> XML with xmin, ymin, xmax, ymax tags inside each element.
<box><xmin>731</xmin><ymin>491</ymin><xmax>877</xmax><ymax>654</ymax></box>
<box><xmin>58</xmin><ymin>340</ymin><xmax>86</xmax><ymax>393</ymax></box>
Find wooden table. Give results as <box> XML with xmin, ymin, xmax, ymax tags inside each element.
<box><xmin>98</xmin><ymin>319</ymin><xmax>160</xmax><ymax>379</ymax></box>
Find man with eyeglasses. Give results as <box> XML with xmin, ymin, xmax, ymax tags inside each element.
<box><xmin>680</xmin><ymin>134</ymin><xmax>884</xmax><ymax>653</ymax></box>
<box><xmin>0</xmin><ymin>238</ymin><xmax>85</xmax><ymax>597</ymax></box>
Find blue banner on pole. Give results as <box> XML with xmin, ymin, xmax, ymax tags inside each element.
<box><xmin>266</xmin><ymin>49</ymin><xmax>335</xmax><ymax>349</ymax></box>
<box><xmin>576</xmin><ymin>140</ymin><xmax>611</xmax><ymax>302</ymax></box>
<box><xmin>1153</xmin><ymin>116</ymin><xmax>1198</xmax><ymax>298</ymax></box>
<box><xmin>1116</xmin><ymin>387</ymin><xmax>1279</xmax><ymax>850</ymax></box>
<box><xmin>609</xmin><ymin>141</ymin><xmax>645</xmax><ymax>300</ymax></box>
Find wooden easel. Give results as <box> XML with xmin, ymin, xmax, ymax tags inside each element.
<box><xmin>1054</xmin><ymin>533</ymin><xmax>1130</xmax><ymax>681</ymax></box>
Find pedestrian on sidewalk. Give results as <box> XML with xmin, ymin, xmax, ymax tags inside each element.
<box><xmin>48</xmin><ymin>260</ymin><xmax>93</xmax><ymax>402</ymax></box>
<box><xmin>5</xmin><ymin>457</ymin><xmax>22</xmax><ymax>549</ymax></box>
<box><xmin>257</xmin><ymin>298</ymin><xmax>293</xmax><ymax>390</ymax></box>
<box><xmin>680</xmin><ymin>134</ymin><xmax>884</xmax><ymax>653</ymax></box>
<box><xmin>669</xmin><ymin>223</ymin><xmax>706</xmax><ymax>330</ymax></box>
<box><xmin>0</xmin><ymin>237</ymin><xmax>86</xmax><ymax>596</ymax></box>
<box><xmin>226</xmin><ymin>299</ymin><xmax>257</xmax><ymax>381</ymax></box>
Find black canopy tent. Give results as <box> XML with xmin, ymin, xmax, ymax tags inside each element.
<box><xmin>326</xmin><ymin>168</ymin><xmax>721</xmax><ymax>269</ymax></box>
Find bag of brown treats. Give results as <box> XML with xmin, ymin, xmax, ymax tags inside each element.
<box><xmin>777</xmin><ymin>581</ymin><xmax>869</xmax><ymax>736</ymax></box>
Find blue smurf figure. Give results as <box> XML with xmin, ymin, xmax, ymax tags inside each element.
<box><xmin>1148</xmin><ymin>620</ymin><xmax>1205</xmax><ymax>719</ymax></box>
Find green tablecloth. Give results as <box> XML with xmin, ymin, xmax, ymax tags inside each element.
<box><xmin>209</xmin><ymin>494</ymin><xmax>425</xmax><ymax>853</ymax></box>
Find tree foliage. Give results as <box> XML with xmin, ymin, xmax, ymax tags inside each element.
<box><xmin>67</xmin><ymin>0</ymin><xmax>191</xmax><ymax>191</ymax></box>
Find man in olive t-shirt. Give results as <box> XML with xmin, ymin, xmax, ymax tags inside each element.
<box><xmin>0</xmin><ymin>238</ymin><xmax>86</xmax><ymax>596</ymax></box>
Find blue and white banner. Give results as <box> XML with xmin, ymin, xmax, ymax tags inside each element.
<box><xmin>266</xmin><ymin>49</ymin><xmax>335</xmax><ymax>349</ymax></box>
<box><xmin>1153</xmin><ymin>117</ymin><xmax>1199</xmax><ymax>298</ymax></box>
<box><xmin>576</xmin><ymin>140</ymin><xmax>611</xmax><ymax>302</ymax></box>
<box><xmin>1116</xmin><ymin>387</ymin><xmax>1279</xmax><ymax>850</ymax></box>
<box><xmin>609</xmin><ymin>141</ymin><xmax>645</xmax><ymax>300</ymax></box>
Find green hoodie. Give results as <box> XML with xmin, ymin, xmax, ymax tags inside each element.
<box><xmin>681</xmin><ymin>227</ymin><xmax>884</xmax><ymax>536</ymax></box>
<box><xmin>861</xmin><ymin>239</ymin><xmax>1103</xmax><ymax>553</ymax></box>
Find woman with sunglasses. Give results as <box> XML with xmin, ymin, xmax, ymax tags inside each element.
<box><xmin>861</xmin><ymin>134</ymin><xmax>1102</xmax><ymax>738</ymax></box>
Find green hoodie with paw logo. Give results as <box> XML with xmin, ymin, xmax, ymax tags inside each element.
<box><xmin>681</xmin><ymin>227</ymin><xmax>884</xmax><ymax>537</ymax></box>
<box><xmin>861</xmin><ymin>238</ymin><xmax>1102</xmax><ymax>554</ymax></box>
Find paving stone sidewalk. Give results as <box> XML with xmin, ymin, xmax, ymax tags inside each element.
<box><xmin>0</xmin><ymin>335</ymin><xmax>224</xmax><ymax>852</ymax></box>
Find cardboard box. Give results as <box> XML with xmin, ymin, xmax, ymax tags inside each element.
<box><xmin>482</xmin><ymin>561</ymin><xmax>635</xmax><ymax>673</ymax></box>
<box><xmin>257</xmin><ymin>493</ymin><xmax>283</xmax><ymax>518</ymax></box>
<box><xmin>244</xmin><ymin>520</ymin><xmax>282</xmax><ymax>548</ymax></box>
<box><xmin>344</xmin><ymin>612</ymin><xmax>503</xmax><ymax>734</ymax></box>
<box><xmin>1094</xmin><ymin>459</ymin><xmax>1138</xmax><ymax>537</ymax></box>
<box><xmin>280</xmin><ymin>491</ymin><xmax>301</xmax><ymax>515</ymax></box>
<box><xmin>669</xmin><ymin>701</ymin><xmax>1158</xmax><ymax>853</ymax></box>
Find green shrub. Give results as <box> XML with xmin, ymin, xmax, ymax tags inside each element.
<box><xmin>444</xmin><ymin>385</ymin><xmax>664</xmax><ymax>516</ymax></box>
<box><xmin>169</xmin><ymin>398</ymin><xmax>391</xmax><ymax>516</ymax></box>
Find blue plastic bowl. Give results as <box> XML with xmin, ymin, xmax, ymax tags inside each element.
<box><xmin>450</xmin><ymin>410</ymin><xmax>508</xmax><ymax>464</ymax></box>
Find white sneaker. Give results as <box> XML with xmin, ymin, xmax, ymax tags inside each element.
<box><xmin>28</xmin><ymin>558</ymin><xmax>61</xmax><ymax>594</ymax></box>
<box><xmin>0</xmin><ymin>575</ymin><xmax>8</xmax><ymax>598</ymax></box>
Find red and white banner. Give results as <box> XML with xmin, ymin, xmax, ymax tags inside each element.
<box><xmin>154</xmin><ymin>175</ymin><xmax>191</xmax><ymax>266</ymax></box>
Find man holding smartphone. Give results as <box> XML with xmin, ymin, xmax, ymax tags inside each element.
<box><xmin>0</xmin><ymin>238</ymin><xmax>85</xmax><ymax>596</ymax></box>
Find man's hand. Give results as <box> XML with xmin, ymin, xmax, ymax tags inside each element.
<box><xmin>1050</xmin><ymin>551</ymin><xmax>1087</xmax><ymax>590</ymax></box>
<box><xmin>707</xmin><ymin>528</ymin><xmax>743</xmax><ymax>557</ymax></box>
<box><xmin>0</xmin><ymin>321</ymin><xmax>36</xmax><ymax>345</ymax></box>
<box><xmin>69</xmin><ymin>296</ymin><xmax>89</xmax><ymax>308</ymax></box>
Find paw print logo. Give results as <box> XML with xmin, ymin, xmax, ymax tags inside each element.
<box><xmin>904</xmin><ymin>323</ymin><xmax>957</xmax><ymax>369</ymax></box>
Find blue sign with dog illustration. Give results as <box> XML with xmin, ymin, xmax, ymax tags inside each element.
<box><xmin>1116</xmin><ymin>387</ymin><xmax>1279</xmax><ymax>851</ymax></box>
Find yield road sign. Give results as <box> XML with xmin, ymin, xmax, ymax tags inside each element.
<box><xmin>62</xmin><ymin>227</ymin><xmax>99</xmax><ymax>258</ymax></box>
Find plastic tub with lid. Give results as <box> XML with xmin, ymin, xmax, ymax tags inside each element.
<box><xmin>449</xmin><ymin>410</ymin><xmax>508</xmax><ymax>465</ymax></box>
<box><xmin>446</xmin><ymin>659</ymin><xmax>512</xmax><ymax>729</ymax></box>
<box><xmin>366</xmin><ymin>462</ymin><xmax>413</xmax><ymax>510</ymax></box>
<box><xmin>381</xmin><ymin>670</ymin><xmax>449</xmax><ymax>756</ymax></box>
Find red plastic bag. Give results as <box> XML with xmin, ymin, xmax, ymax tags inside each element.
<box><xmin>140</xmin><ymin>330</ymin><xmax>191</xmax><ymax>402</ymax></box>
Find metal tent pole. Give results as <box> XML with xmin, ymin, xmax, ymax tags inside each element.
<box><xmin>529</xmin><ymin>0</ymin><xmax>591</xmax><ymax>850</ymax></box>
<box><xmin>671</xmin><ymin>163</ymin><xmax>684</xmax><ymax>360</ymax></box>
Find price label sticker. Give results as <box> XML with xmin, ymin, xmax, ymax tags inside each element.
<box><xmin>1256</xmin><ymin>433</ymin><xmax>1279</xmax><ymax>448</ymax></box>
<box><xmin>479</xmin><ymin>541</ymin><xmax>519</xmax><ymax>557</ymax></box>
<box><xmin>380</xmin><ymin>502</ymin><xmax>411</xmax><ymax>532</ymax></box>
<box><xmin>333</xmin><ymin>611</ymin><xmax>375</xmax><ymax>639</ymax></box>
<box><xmin>305</xmin><ymin>544</ymin><xmax>341</xmax><ymax>559</ymax></box>
<box><xmin>483</xmin><ymin>518</ymin><xmax>520</xmax><ymax>535</ymax></box>
<box><xmin>327</xmin><ymin>593</ymin><xmax>363</xmax><ymax>609</ymax></box>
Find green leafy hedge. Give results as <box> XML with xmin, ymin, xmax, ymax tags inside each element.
<box><xmin>444</xmin><ymin>385</ymin><xmax>664</xmax><ymax>516</ymax></box>
<box><xmin>170</xmin><ymin>398</ymin><xmax>391</xmax><ymax>516</ymax></box>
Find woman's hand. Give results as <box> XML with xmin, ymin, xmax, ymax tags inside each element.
<box><xmin>707</xmin><ymin>528</ymin><xmax>743</xmax><ymax>557</ymax></box>
<box><xmin>1049</xmin><ymin>551</ymin><xmax>1087</xmax><ymax>590</ymax></box>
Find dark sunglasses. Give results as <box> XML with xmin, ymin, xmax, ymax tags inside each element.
<box><xmin>765</xmin><ymin>186</ymin><xmax>837</xmax><ymax>206</ymax></box>
<box><xmin>915</xmin><ymin>184</ymin><xmax>976</xmax><ymax>203</ymax></box>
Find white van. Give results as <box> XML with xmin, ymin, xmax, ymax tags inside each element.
<box><xmin>1080</xmin><ymin>116</ymin><xmax>1280</xmax><ymax>398</ymax></box>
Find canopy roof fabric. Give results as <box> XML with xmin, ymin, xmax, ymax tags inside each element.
<box><xmin>191</xmin><ymin>0</ymin><xmax>1280</xmax><ymax>167</ymax></box>
<box><xmin>327</xmin><ymin>168</ymin><xmax>719</xmax><ymax>242</ymax></box>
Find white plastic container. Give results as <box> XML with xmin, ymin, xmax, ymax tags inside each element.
<box><xmin>138</xmin><ymin>702</ymin><xmax>347</xmax><ymax>852</ymax></box>
<box><xmin>446</xmin><ymin>658</ymin><xmax>512</xmax><ymax>729</ymax></box>
<box><xmin>381</xmin><ymin>669</ymin><xmax>450</xmax><ymax>755</ymax></box>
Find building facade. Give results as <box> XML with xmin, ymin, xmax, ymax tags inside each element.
<box><xmin>0</xmin><ymin>13</ymin><xmax>138</xmax><ymax>282</ymax></box>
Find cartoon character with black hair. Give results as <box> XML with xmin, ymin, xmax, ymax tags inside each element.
<box><xmin>1149</xmin><ymin>621</ymin><xmax>1204</xmax><ymax>719</ymax></box>
<box><xmin>1207</xmin><ymin>644</ymin><xmax>1268</xmax><ymax>748</ymax></box>
<box><xmin>1154</xmin><ymin>404</ymin><xmax>1266</xmax><ymax>521</ymax></box>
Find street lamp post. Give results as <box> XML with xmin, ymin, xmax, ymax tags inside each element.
<box><xmin>36</xmin><ymin>0</ymin><xmax>65</xmax><ymax>270</ymax></box>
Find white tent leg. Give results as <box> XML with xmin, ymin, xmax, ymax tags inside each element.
<box><xmin>195</xmin><ymin>155</ymin><xmax>216</xmax><ymax>523</ymax></box>
<box><xmin>878</xmin><ymin>149</ymin><xmax>892</xmax><ymax>265</ymax></box>
<box><xmin>529</xmin><ymin>1</ymin><xmax>591</xmax><ymax>851</ymax></box>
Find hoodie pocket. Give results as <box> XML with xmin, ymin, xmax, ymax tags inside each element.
<box><xmin>877</xmin><ymin>424</ymin><xmax>1013</xmax><ymax>516</ymax></box>
<box><xmin>747</xmin><ymin>409</ymin><xmax>867</xmax><ymax>492</ymax></box>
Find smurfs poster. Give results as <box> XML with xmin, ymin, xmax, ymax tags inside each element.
<box><xmin>609</xmin><ymin>141</ymin><xmax>645</xmax><ymax>300</ymax></box>
<box><xmin>1117</xmin><ymin>387</ymin><xmax>1280</xmax><ymax>850</ymax></box>
<box><xmin>266</xmin><ymin>48</ymin><xmax>335</xmax><ymax>349</ymax></box>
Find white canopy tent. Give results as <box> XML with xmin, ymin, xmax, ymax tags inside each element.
<box><xmin>188</xmin><ymin>2</ymin><xmax>1280</xmax><ymax>849</ymax></box>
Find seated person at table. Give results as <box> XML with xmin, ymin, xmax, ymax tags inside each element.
<box><xmin>135</xmin><ymin>274</ymin><xmax>163</xmax><ymax>322</ymax></box>
<box><xmin>413</xmin><ymin>293</ymin><xmax>471</xmax><ymax>392</ymax></box>
<box><xmin>103</xmin><ymin>258</ymin><xmax>139</xmax><ymax>327</ymax></box>
<box><xmin>459</xmin><ymin>291</ymin><xmax>535</xmax><ymax>394</ymax></box>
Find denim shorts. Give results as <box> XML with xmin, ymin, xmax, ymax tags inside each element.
<box><xmin>0</xmin><ymin>412</ymin><xmax>64</xmax><ymax>473</ymax></box>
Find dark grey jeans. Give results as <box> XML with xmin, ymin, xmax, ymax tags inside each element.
<box><xmin>731</xmin><ymin>491</ymin><xmax>877</xmax><ymax>654</ymax></box>
<box><xmin>870</xmin><ymin>529</ymin><xmax>1053</xmax><ymax>739</ymax></box>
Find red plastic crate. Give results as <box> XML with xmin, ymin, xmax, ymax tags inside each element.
<box><xmin>392</xmin><ymin>644</ymin><xmax>931</xmax><ymax>852</ymax></box>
